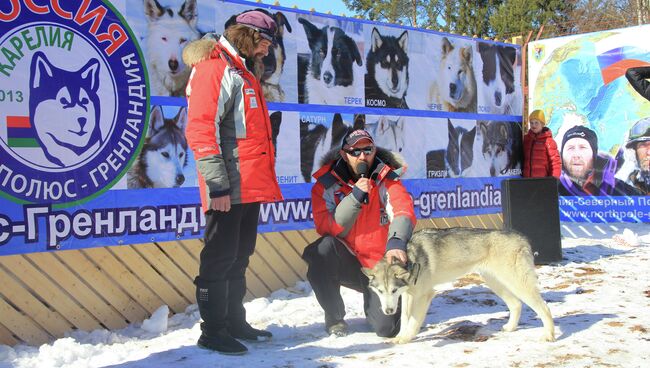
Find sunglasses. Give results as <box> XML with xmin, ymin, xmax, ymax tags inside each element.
<box><xmin>344</xmin><ymin>146</ymin><xmax>374</xmax><ymax>157</ymax></box>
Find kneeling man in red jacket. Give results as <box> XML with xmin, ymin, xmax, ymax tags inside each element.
<box><xmin>303</xmin><ymin>129</ymin><xmax>416</xmax><ymax>337</ymax></box>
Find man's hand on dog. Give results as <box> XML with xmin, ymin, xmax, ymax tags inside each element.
<box><xmin>210</xmin><ymin>196</ymin><xmax>231</xmax><ymax>212</ymax></box>
<box><xmin>386</xmin><ymin>249</ymin><xmax>407</xmax><ymax>264</ymax></box>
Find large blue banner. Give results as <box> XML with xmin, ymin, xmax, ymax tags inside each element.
<box><xmin>0</xmin><ymin>0</ymin><xmax>523</xmax><ymax>255</ymax></box>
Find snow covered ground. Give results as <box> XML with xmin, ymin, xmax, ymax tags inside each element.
<box><xmin>1</xmin><ymin>222</ymin><xmax>649</xmax><ymax>368</ymax></box>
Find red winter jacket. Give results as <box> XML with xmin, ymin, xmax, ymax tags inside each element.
<box><xmin>184</xmin><ymin>35</ymin><xmax>282</xmax><ymax>212</ymax></box>
<box><xmin>522</xmin><ymin>127</ymin><xmax>561</xmax><ymax>178</ymax></box>
<box><xmin>311</xmin><ymin>149</ymin><xmax>416</xmax><ymax>268</ymax></box>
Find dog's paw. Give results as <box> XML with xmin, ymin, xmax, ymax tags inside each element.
<box><xmin>502</xmin><ymin>323</ymin><xmax>518</xmax><ymax>332</ymax></box>
<box><xmin>390</xmin><ymin>335</ymin><xmax>413</xmax><ymax>344</ymax></box>
<box><xmin>541</xmin><ymin>332</ymin><xmax>556</xmax><ymax>342</ymax></box>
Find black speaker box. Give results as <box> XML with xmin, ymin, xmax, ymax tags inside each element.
<box><xmin>501</xmin><ymin>177</ymin><xmax>562</xmax><ymax>264</ymax></box>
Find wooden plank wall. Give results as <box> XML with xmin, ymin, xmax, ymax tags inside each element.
<box><xmin>0</xmin><ymin>214</ymin><xmax>503</xmax><ymax>346</ymax></box>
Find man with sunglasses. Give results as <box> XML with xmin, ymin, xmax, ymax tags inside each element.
<box><xmin>303</xmin><ymin>129</ymin><xmax>416</xmax><ymax>337</ymax></box>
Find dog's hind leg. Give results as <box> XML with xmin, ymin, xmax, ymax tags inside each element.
<box><xmin>392</xmin><ymin>290</ymin><xmax>435</xmax><ymax>344</ymax></box>
<box><xmin>490</xmin><ymin>266</ymin><xmax>555</xmax><ymax>342</ymax></box>
<box><xmin>481</xmin><ymin>273</ymin><xmax>522</xmax><ymax>332</ymax></box>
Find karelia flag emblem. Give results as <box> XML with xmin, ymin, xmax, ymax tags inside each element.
<box><xmin>6</xmin><ymin>116</ymin><xmax>38</xmax><ymax>147</ymax></box>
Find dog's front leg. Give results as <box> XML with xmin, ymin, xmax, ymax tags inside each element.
<box><xmin>391</xmin><ymin>290</ymin><xmax>432</xmax><ymax>344</ymax></box>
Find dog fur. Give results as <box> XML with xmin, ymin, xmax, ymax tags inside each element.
<box><xmin>127</xmin><ymin>105</ymin><xmax>188</xmax><ymax>188</ymax></box>
<box><xmin>428</xmin><ymin>37</ymin><xmax>477</xmax><ymax>113</ymax></box>
<box><xmin>144</xmin><ymin>0</ymin><xmax>199</xmax><ymax>97</ymax></box>
<box><xmin>362</xmin><ymin>227</ymin><xmax>555</xmax><ymax>344</ymax></box>
<box><xmin>364</xmin><ymin>27</ymin><xmax>409</xmax><ymax>109</ymax></box>
<box><xmin>29</xmin><ymin>51</ymin><xmax>102</xmax><ymax>167</ymax></box>
<box><xmin>297</xmin><ymin>18</ymin><xmax>363</xmax><ymax>105</ymax></box>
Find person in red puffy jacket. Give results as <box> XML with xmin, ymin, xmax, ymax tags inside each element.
<box><xmin>182</xmin><ymin>10</ymin><xmax>282</xmax><ymax>355</ymax></box>
<box><xmin>522</xmin><ymin>109</ymin><xmax>561</xmax><ymax>178</ymax></box>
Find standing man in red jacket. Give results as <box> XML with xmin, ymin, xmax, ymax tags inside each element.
<box><xmin>522</xmin><ymin>109</ymin><xmax>561</xmax><ymax>178</ymax></box>
<box><xmin>303</xmin><ymin>129</ymin><xmax>416</xmax><ymax>337</ymax></box>
<box><xmin>182</xmin><ymin>11</ymin><xmax>282</xmax><ymax>355</ymax></box>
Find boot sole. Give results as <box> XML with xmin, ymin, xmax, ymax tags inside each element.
<box><xmin>232</xmin><ymin>336</ymin><xmax>271</xmax><ymax>342</ymax></box>
<box><xmin>197</xmin><ymin>343</ymin><xmax>248</xmax><ymax>355</ymax></box>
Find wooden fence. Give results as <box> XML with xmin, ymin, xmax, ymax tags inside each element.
<box><xmin>0</xmin><ymin>214</ymin><xmax>502</xmax><ymax>346</ymax></box>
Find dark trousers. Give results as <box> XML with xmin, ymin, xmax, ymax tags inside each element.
<box><xmin>302</xmin><ymin>236</ymin><xmax>401</xmax><ymax>337</ymax></box>
<box><xmin>195</xmin><ymin>203</ymin><xmax>260</xmax><ymax>332</ymax></box>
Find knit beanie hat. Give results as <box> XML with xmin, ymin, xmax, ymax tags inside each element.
<box><xmin>562</xmin><ymin>125</ymin><xmax>598</xmax><ymax>161</ymax></box>
<box><xmin>528</xmin><ymin>109</ymin><xmax>546</xmax><ymax>126</ymax></box>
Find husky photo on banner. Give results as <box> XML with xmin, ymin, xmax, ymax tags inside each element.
<box><xmin>529</xmin><ymin>24</ymin><xmax>650</xmax><ymax>223</ymax></box>
<box><xmin>126</xmin><ymin>0</ymin><xmax>214</xmax><ymax>97</ymax></box>
<box><xmin>0</xmin><ymin>0</ymin><xmax>525</xmax><ymax>256</ymax></box>
<box><xmin>426</xmin><ymin>37</ymin><xmax>477</xmax><ymax>113</ymax></box>
<box><xmin>476</xmin><ymin>41</ymin><xmax>522</xmax><ymax>115</ymax></box>
<box><xmin>296</xmin><ymin>14</ymin><xmax>364</xmax><ymax>107</ymax></box>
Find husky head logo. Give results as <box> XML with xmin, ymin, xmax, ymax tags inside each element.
<box><xmin>367</xmin><ymin>27</ymin><xmax>409</xmax><ymax>99</ymax></box>
<box><xmin>29</xmin><ymin>51</ymin><xmax>102</xmax><ymax>167</ymax></box>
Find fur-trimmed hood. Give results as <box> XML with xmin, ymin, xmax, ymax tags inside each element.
<box><xmin>182</xmin><ymin>34</ymin><xmax>219</xmax><ymax>67</ymax></box>
<box><xmin>319</xmin><ymin>147</ymin><xmax>407</xmax><ymax>176</ymax></box>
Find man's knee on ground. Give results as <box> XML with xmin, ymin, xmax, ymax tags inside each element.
<box><xmin>373</xmin><ymin>322</ymin><xmax>400</xmax><ymax>338</ymax></box>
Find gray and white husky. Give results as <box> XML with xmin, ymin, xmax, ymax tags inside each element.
<box><xmin>362</xmin><ymin>228</ymin><xmax>555</xmax><ymax>344</ymax></box>
<box><xmin>127</xmin><ymin>105</ymin><xmax>188</xmax><ymax>188</ymax></box>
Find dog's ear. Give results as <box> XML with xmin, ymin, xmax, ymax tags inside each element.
<box><xmin>275</xmin><ymin>12</ymin><xmax>292</xmax><ymax>34</ymax></box>
<box><xmin>501</xmin><ymin>46</ymin><xmax>517</xmax><ymax>67</ymax></box>
<box><xmin>179</xmin><ymin>0</ymin><xmax>198</xmax><ymax>26</ymax></box>
<box><xmin>148</xmin><ymin>106</ymin><xmax>164</xmax><ymax>137</ymax></box>
<box><xmin>144</xmin><ymin>0</ymin><xmax>164</xmax><ymax>22</ymax></box>
<box><xmin>371</xmin><ymin>27</ymin><xmax>383</xmax><ymax>53</ymax></box>
<box><xmin>397</xmin><ymin>30</ymin><xmax>408</xmax><ymax>54</ymax></box>
<box><xmin>499</xmin><ymin>124</ymin><xmax>508</xmax><ymax>140</ymax></box>
<box><xmin>478</xmin><ymin>42</ymin><xmax>491</xmax><ymax>55</ymax></box>
<box><xmin>79</xmin><ymin>58</ymin><xmax>100</xmax><ymax>93</ymax></box>
<box><xmin>353</xmin><ymin>114</ymin><xmax>365</xmax><ymax>130</ymax></box>
<box><xmin>31</xmin><ymin>51</ymin><xmax>53</xmax><ymax>89</ymax></box>
<box><xmin>298</xmin><ymin>18</ymin><xmax>322</xmax><ymax>49</ymax></box>
<box><xmin>175</xmin><ymin>107</ymin><xmax>188</xmax><ymax>131</ymax></box>
<box><xmin>345</xmin><ymin>36</ymin><xmax>363</xmax><ymax>66</ymax></box>
<box><xmin>461</xmin><ymin>46</ymin><xmax>472</xmax><ymax>63</ymax></box>
<box><xmin>393</xmin><ymin>266</ymin><xmax>410</xmax><ymax>281</ymax></box>
<box><xmin>441</xmin><ymin>37</ymin><xmax>453</xmax><ymax>56</ymax></box>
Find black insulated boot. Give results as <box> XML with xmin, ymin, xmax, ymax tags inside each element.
<box><xmin>195</xmin><ymin>278</ymin><xmax>248</xmax><ymax>355</ymax></box>
<box><xmin>197</xmin><ymin>328</ymin><xmax>248</xmax><ymax>355</ymax></box>
<box><xmin>227</xmin><ymin>278</ymin><xmax>273</xmax><ymax>341</ymax></box>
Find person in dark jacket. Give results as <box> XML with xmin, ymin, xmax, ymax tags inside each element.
<box><xmin>523</xmin><ymin>109</ymin><xmax>561</xmax><ymax>178</ymax></box>
<box><xmin>182</xmin><ymin>11</ymin><xmax>283</xmax><ymax>355</ymax></box>
<box><xmin>559</xmin><ymin>125</ymin><xmax>642</xmax><ymax>196</ymax></box>
<box><xmin>626</xmin><ymin>66</ymin><xmax>650</xmax><ymax>102</ymax></box>
<box><xmin>303</xmin><ymin>129</ymin><xmax>416</xmax><ymax>337</ymax></box>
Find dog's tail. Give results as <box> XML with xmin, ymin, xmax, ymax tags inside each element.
<box><xmin>182</xmin><ymin>34</ymin><xmax>218</xmax><ymax>67</ymax></box>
